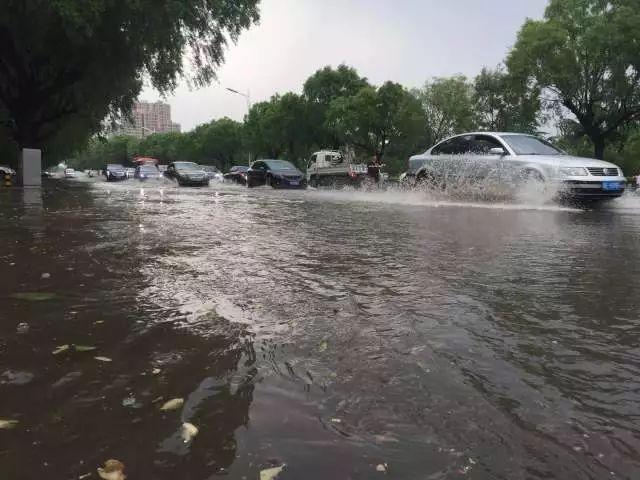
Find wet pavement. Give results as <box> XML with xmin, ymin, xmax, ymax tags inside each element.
<box><xmin>1</xmin><ymin>178</ymin><xmax>640</xmax><ymax>479</ymax></box>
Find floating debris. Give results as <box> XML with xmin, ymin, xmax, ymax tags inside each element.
<box><xmin>0</xmin><ymin>419</ymin><xmax>19</xmax><ymax>430</ymax></box>
<box><xmin>181</xmin><ymin>422</ymin><xmax>199</xmax><ymax>443</ymax></box>
<box><xmin>318</xmin><ymin>340</ymin><xmax>328</xmax><ymax>352</ymax></box>
<box><xmin>94</xmin><ymin>356</ymin><xmax>112</xmax><ymax>363</ymax></box>
<box><xmin>121</xmin><ymin>396</ymin><xmax>140</xmax><ymax>408</ymax></box>
<box><xmin>330</xmin><ymin>418</ymin><xmax>342</xmax><ymax>423</ymax></box>
<box><xmin>41</xmin><ymin>273</ymin><xmax>51</xmax><ymax>279</ymax></box>
<box><xmin>152</xmin><ymin>368</ymin><xmax>161</xmax><ymax>375</ymax></box>
<box><xmin>260</xmin><ymin>465</ymin><xmax>285</xmax><ymax>480</ymax></box>
<box><xmin>376</xmin><ymin>463</ymin><xmax>388</xmax><ymax>473</ymax></box>
<box><xmin>1</xmin><ymin>370</ymin><xmax>34</xmax><ymax>385</ymax></box>
<box><xmin>16</xmin><ymin>322</ymin><xmax>29</xmax><ymax>334</ymax></box>
<box><xmin>10</xmin><ymin>292</ymin><xmax>56</xmax><ymax>301</ymax></box>
<box><xmin>97</xmin><ymin>459</ymin><xmax>125</xmax><ymax>480</ymax></box>
<box><xmin>53</xmin><ymin>345</ymin><xmax>70</xmax><ymax>355</ymax></box>
<box><xmin>75</xmin><ymin>345</ymin><xmax>97</xmax><ymax>352</ymax></box>
<box><xmin>159</xmin><ymin>398</ymin><xmax>184</xmax><ymax>411</ymax></box>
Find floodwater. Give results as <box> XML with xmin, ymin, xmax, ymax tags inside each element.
<box><xmin>1</xmin><ymin>178</ymin><xmax>640</xmax><ymax>480</ymax></box>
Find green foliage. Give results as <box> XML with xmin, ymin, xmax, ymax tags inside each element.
<box><xmin>326</xmin><ymin>82</ymin><xmax>424</xmax><ymax>164</ymax></box>
<box><xmin>473</xmin><ymin>67</ymin><xmax>541</xmax><ymax>134</ymax></box>
<box><xmin>303</xmin><ymin>65</ymin><xmax>369</xmax><ymax>106</ymax></box>
<box><xmin>191</xmin><ymin>118</ymin><xmax>244</xmax><ymax>171</ymax></box>
<box><xmin>507</xmin><ymin>0</ymin><xmax>640</xmax><ymax>159</ymax></box>
<box><xmin>0</xmin><ymin>0</ymin><xmax>260</xmax><ymax>167</ymax></box>
<box><xmin>71</xmin><ymin>119</ymin><xmax>246</xmax><ymax>171</ymax></box>
<box><xmin>413</xmin><ymin>76</ymin><xmax>478</xmax><ymax>147</ymax></box>
<box><xmin>243</xmin><ymin>93</ymin><xmax>313</xmax><ymax>168</ymax></box>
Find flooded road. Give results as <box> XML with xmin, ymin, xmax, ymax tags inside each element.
<box><xmin>1</xmin><ymin>179</ymin><xmax>640</xmax><ymax>479</ymax></box>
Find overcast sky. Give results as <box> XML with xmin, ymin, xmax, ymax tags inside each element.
<box><xmin>141</xmin><ymin>0</ymin><xmax>549</xmax><ymax>131</ymax></box>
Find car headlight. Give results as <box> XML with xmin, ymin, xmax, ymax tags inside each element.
<box><xmin>559</xmin><ymin>167</ymin><xmax>588</xmax><ymax>176</ymax></box>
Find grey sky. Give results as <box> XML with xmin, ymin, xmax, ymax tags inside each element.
<box><xmin>142</xmin><ymin>0</ymin><xmax>549</xmax><ymax>131</ymax></box>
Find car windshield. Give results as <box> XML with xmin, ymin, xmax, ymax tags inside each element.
<box><xmin>174</xmin><ymin>162</ymin><xmax>200</xmax><ymax>171</ymax></box>
<box><xmin>231</xmin><ymin>166</ymin><xmax>248</xmax><ymax>172</ymax></box>
<box><xmin>140</xmin><ymin>166</ymin><xmax>157</xmax><ymax>172</ymax></box>
<box><xmin>264</xmin><ymin>160</ymin><xmax>296</xmax><ymax>170</ymax></box>
<box><xmin>201</xmin><ymin>166</ymin><xmax>220</xmax><ymax>173</ymax></box>
<box><xmin>500</xmin><ymin>135</ymin><xmax>563</xmax><ymax>156</ymax></box>
<box><xmin>107</xmin><ymin>164</ymin><xmax>123</xmax><ymax>170</ymax></box>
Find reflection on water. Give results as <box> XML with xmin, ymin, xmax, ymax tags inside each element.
<box><xmin>1</xmin><ymin>180</ymin><xmax>639</xmax><ymax>479</ymax></box>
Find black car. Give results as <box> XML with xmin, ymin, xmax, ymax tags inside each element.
<box><xmin>105</xmin><ymin>164</ymin><xmax>127</xmax><ymax>181</ymax></box>
<box><xmin>134</xmin><ymin>164</ymin><xmax>162</xmax><ymax>181</ymax></box>
<box><xmin>246</xmin><ymin>160</ymin><xmax>307</xmax><ymax>189</ymax></box>
<box><xmin>223</xmin><ymin>165</ymin><xmax>249</xmax><ymax>185</ymax></box>
<box><xmin>164</xmin><ymin>161</ymin><xmax>209</xmax><ymax>187</ymax></box>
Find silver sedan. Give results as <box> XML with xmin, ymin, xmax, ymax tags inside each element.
<box><xmin>407</xmin><ymin>132</ymin><xmax>626</xmax><ymax>201</ymax></box>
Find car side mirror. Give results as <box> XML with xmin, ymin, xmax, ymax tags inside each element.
<box><xmin>488</xmin><ymin>147</ymin><xmax>506</xmax><ymax>156</ymax></box>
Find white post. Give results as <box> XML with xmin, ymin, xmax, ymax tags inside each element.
<box><xmin>20</xmin><ymin>148</ymin><xmax>42</xmax><ymax>187</ymax></box>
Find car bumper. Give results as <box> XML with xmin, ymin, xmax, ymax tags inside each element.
<box><xmin>560</xmin><ymin>177</ymin><xmax>626</xmax><ymax>198</ymax></box>
<box><xmin>179</xmin><ymin>177</ymin><xmax>209</xmax><ymax>186</ymax></box>
<box><xmin>107</xmin><ymin>174</ymin><xmax>127</xmax><ymax>181</ymax></box>
<box><xmin>273</xmin><ymin>178</ymin><xmax>307</xmax><ymax>188</ymax></box>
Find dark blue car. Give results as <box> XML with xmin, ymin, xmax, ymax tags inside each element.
<box><xmin>246</xmin><ymin>160</ymin><xmax>307</xmax><ymax>189</ymax></box>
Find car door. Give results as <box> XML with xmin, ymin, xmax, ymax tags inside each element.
<box><xmin>468</xmin><ymin>134</ymin><xmax>508</xmax><ymax>181</ymax></box>
<box><xmin>427</xmin><ymin>135</ymin><xmax>472</xmax><ymax>183</ymax></box>
<box><xmin>249</xmin><ymin>161</ymin><xmax>267</xmax><ymax>185</ymax></box>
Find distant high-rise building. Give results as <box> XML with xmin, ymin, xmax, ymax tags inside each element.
<box><xmin>113</xmin><ymin>101</ymin><xmax>181</xmax><ymax>138</ymax></box>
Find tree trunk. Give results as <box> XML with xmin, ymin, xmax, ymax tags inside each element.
<box><xmin>593</xmin><ymin>137</ymin><xmax>605</xmax><ymax>160</ymax></box>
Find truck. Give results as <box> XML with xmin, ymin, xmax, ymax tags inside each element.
<box><xmin>306</xmin><ymin>149</ymin><xmax>370</xmax><ymax>187</ymax></box>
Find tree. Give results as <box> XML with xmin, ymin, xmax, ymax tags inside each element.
<box><xmin>303</xmin><ymin>65</ymin><xmax>370</xmax><ymax>149</ymax></box>
<box><xmin>192</xmin><ymin>118</ymin><xmax>244</xmax><ymax>170</ymax></box>
<box><xmin>413</xmin><ymin>76</ymin><xmax>477</xmax><ymax>147</ymax></box>
<box><xmin>0</xmin><ymin>0</ymin><xmax>260</xmax><ymax>167</ymax></box>
<box><xmin>507</xmin><ymin>0</ymin><xmax>640</xmax><ymax>159</ymax></box>
<box><xmin>473</xmin><ymin>67</ymin><xmax>541</xmax><ymax>133</ymax></box>
<box><xmin>243</xmin><ymin>93</ymin><xmax>312</xmax><ymax>166</ymax></box>
<box><xmin>326</xmin><ymin>82</ymin><xmax>424</xmax><ymax>163</ymax></box>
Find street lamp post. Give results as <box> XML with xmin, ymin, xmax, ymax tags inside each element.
<box><xmin>226</xmin><ymin>87</ymin><xmax>252</xmax><ymax>165</ymax></box>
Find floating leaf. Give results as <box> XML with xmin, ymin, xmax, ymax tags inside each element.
<box><xmin>74</xmin><ymin>345</ymin><xmax>97</xmax><ymax>352</ymax></box>
<box><xmin>181</xmin><ymin>422</ymin><xmax>199</xmax><ymax>443</ymax></box>
<box><xmin>53</xmin><ymin>345</ymin><xmax>70</xmax><ymax>355</ymax></box>
<box><xmin>94</xmin><ymin>356</ymin><xmax>112</xmax><ymax>362</ymax></box>
<box><xmin>11</xmin><ymin>292</ymin><xmax>56</xmax><ymax>301</ymax></box>
<box><xmin>159</xmin><ymin>398</ymin><xmax>184</xmax><ymax>411</ymax></box>
<box><xmin>318</xmin><ymin>340</ymin><xmax>328</xmax><ymax>352</ymax></box>
<box><xmin>0</xmin><ymin>419</ymin><xmax>19</xmax><ymax>430</ymax></box>
<box><xmin>260</xmin><ymin>465</ymin><xmax>285</xmax><ymax>480</ymax></box>
<box><xmin>97</xmin><ymin>459</ymin><xmax>125</xmax><ymax>480</ymax></box>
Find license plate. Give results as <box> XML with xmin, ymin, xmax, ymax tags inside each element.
<box><xmin>602</xmin><ymin>181</ymin><xmax>623</xmax><ymax>191</ymax></box>
<box><xmin>290</xmin><ymin>180</ymin><xmax>299</xmax><ymax>185</ymax></box>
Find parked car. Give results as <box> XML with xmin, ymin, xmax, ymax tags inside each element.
<box><xmin>247</xmin><ymin>160</ymin><xmax>307</xmax><ymax>189</ymax></box>
<box><xmin>407</xmin><ymin>132</ymin><xmax>626</xmax><ymax>201</ymax></box>
<box><xmin>164</xmin><ymin>161</ymin><xmax>209</xmax><ymax>187</ymax></box>
<box><xmin>200</xmin><ymin>165</ymin><xmax>224</xmax><ymax>182</ymax></box>
<box><xmin>104</xmin><ymin>164</ymin><xmax>127</xmax><ymax>182</ymax></box>
<box><xmin>224</xmin><ymin>165</ymin><xmax>249</xmax><ymax>185</ymax></box>
<box><xmin>64</xmin><ymin>168</ymin><xmax>77</xmax><ymax>178</ymax></box>
<box><xmin>134</xmin><ymin>164</ymin><xmax>162</xmax><ymax>181</ymax></box>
